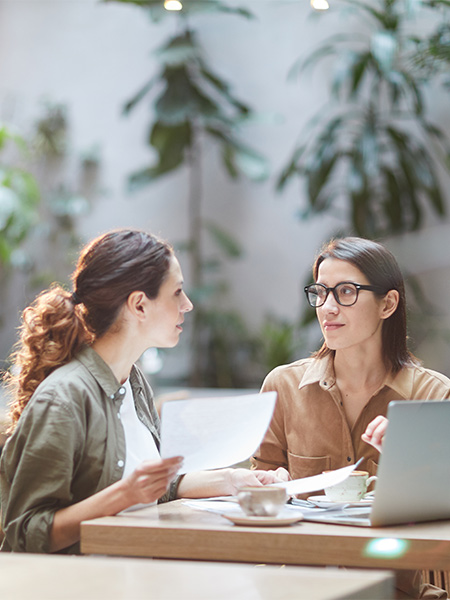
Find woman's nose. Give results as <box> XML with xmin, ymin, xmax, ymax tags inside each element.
<box><xmin>321</xmin><ymin>292</ymin><xmax>339</xmax><ymax>312</ymax></box>
<box><xmin>183</xmin><ymin>293</ymin><xmax>194</xmax><ymax>313</ymax></box>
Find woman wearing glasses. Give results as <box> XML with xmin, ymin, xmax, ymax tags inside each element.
<box><xmin>252</xmin><ymin>236</ymin><xmax>450</xmax><ymax>486</ymax></box>
<box><xmin>252</xmin><ymin>237</ymin><xmax>450</xmax><ymax>598</ymax></box>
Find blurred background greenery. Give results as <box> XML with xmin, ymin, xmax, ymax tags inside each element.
<box><xmin>1</xmin><ymin>0</ymin><xmax>450</xmax><ymax>392</ymax></box>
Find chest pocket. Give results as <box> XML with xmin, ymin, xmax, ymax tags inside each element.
<box><xmin>287</xmin><ymin>452</ymin><xmax>331</xmax><ymax>481</ymax></box>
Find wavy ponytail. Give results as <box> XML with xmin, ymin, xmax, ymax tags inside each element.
<box><xmin>6</xmin><ymin>285</ymin><xmax>92</xmax><ymax>430</ymax></box>
<box><xmin>5</xmin><ymin>229</ymin><xmax>173</xmax><ymax>431</ymax></box>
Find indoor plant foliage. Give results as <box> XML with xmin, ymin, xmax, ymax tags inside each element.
<box><xmin>26</xmin><ymin>102</ymin><xmax>96</xmax><ymax>291</ymax></box>
<box><xmin>410</xmin><ymin>0</ymin><xmax>450</xmax><ymax>84</ymax></box>
<box><xmin>278</xmin><ymin>0</ymin><xmax>450</xmax><ymax>239</ymax></box>
<box><xmin>0</xmin><ymin>124</ymin><xmax>40</xmax><ymax>358</ymax></box>
<box><xmin>0</xmin><ymin>106</ymin><xmax>97</xmax><ymax>364</ymax></box>
<box><xmin>107</xmin><ymin>0</ymin><xmax>269</xmax><ymax>386</ymax></box>
<box><xmin>0</xmin><ymin>125</ymin><xmax>40</xmax><ymax>270</ymax></box>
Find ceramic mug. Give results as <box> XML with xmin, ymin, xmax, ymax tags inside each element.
<box><xmin>323</xmin><ymin>470</ymin><xmax>377</xmax><ymax>502</ymax></box>
<box><xmin>237</xmin><ymin>486</ymin><xmax>288</xmax><ymax>517</ymax></box>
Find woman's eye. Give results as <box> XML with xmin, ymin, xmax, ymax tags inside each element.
<box><xmin>340</xmin><ymin>286</ymin><xmax>355</xmax><ymax>296</ymax></box>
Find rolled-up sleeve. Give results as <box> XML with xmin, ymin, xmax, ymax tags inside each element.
<box><xmin>1</xmin><ymin>394</ymin><xmax>80</xmax><ymax>553</ymax></box>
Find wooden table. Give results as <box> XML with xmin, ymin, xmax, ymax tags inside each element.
<box><xmin>0</xmin><ymin>553</ymin><xmax>394</xmax><ymax>600</ymax></box>
<box><xmin>81</xmin><ymin>499</ymin><xmax>450</xmax><ymax>571</ymax></box>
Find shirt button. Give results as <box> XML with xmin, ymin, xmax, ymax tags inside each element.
<box><xmin>109</xmin><ymin>394</ymin><xmax>115</xmax><ymax>400</ymax></box>
<box><xmin>347</xmin><ymin>457</ymin><xmax>352</xmax><ymax>462</ymax></box>
<box><xmin>118</xmin><ymin>460</ymin><xmax>124</xmax><ymax>468</ymax></box>
<box><xmin>117</xmin><ymin>413</ymin><xmax>121</xmax><ymax>419</ymax></box>
<box><xmin>119</xmin><ymin>387</ymin><xmax>126</xmax><ymax>395</ymax></box>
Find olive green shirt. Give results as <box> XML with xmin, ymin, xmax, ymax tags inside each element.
<box><xmin>0</xmin><ymin>345</ymin><xmax>180</xmax><ymax>554</ymax></box>
<box><xmin>252</xmin><ymin>354</ymin><xmax>450</xmax><ymax>481</ymax></box>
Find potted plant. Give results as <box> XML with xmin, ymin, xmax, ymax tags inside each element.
<box><xmin>105</xmin><ymin>0</ymin><xmax>269</xmax><ymax>386</ymax></box>
<box><xmin>278</xmin><ymin>0</ymin><xmax>450</xmax><ymax>238</ymax></box>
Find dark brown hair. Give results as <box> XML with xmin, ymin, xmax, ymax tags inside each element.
<box><xmin>6</xmin><ymin>229</ymin><xmax>173</xmax><ymax>428</ymax></box>
<box><xmin>311</xmin><ymin>236</ymin><xmax>417</xmax><ymax>373</ymax></box>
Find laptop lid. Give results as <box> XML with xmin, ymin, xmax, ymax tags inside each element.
<box><xmin>370</xmin><ymin>399</ymin><xmax>450</xmax><ymax>526</ymax></box>
<box><xmin>302</xmin><ymin>400</ymin><xmax>450</xmax><ymax>527</ymax></box>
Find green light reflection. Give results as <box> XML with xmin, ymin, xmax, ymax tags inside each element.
<box><xmin>364</xmin><ymin>538</ymin><xmax>410</xmax><ymax>559</ymax></box>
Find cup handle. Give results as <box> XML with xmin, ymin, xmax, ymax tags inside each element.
<box><xmin>365</xmin><ymin>475</ymin><xmax>377</xmax><ymax>493</ymax></box>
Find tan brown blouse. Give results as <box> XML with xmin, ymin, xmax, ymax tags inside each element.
<box><xmin>252</xmin><ymin>354</ymin><xmax>450</xmax><ymax>482</ymax></box>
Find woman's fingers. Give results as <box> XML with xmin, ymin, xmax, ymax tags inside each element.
<box><xmin>255</xmin><ymin>467</ymin><xmax>290</xmax><ymax>484</ymax></box>
<box><xmin>129</xmin><ymin>456</ymin><xmax>183</xmax><ymax>504</ymax></box>
<box><xmin>274</xmin><ymin>467</ymin><xmax>291</xmax><ymax>482</ymax></box>
<box><xmin>140</xmin><ymin>456</ymin><xmax>183</xmax><ymax>482</ymax></box>
<box><xmin>363</xmin><ymin>415</ymin><xmax>386</xmax><ymax>438</ymax></box>
<box><xmin>138</xmin><ymin>456</ymin><xmax>183</xmax><ymax>474</ymax></box>
<box><xmin>361</xmin><ymin>416</ymin><xmax>388</xmax><ymax>453</ymax></box>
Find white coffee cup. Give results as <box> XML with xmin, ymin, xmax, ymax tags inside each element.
<box><xmin>237</xmin><ymin>486</ymin><xmax>288</xmax><ymax>517</ymax></box>
<box><xmin>323</xmin><ymin>470</ymin><xmax>377</xmax><ymax>502</ymax></box>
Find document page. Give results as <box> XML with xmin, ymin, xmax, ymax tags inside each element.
<box><xmin>272</xmin><ymin>460</ymin><xmax>362</xmax><ymax>495</ymax></box>
<box><xmin>160</xmin><ymin>391</ymin><xmax>277</xmax><ymax>474</ymax></box>
<box><xmin>183</xmin><ymin>462</ymin><xmax>362</xmax><ymax>516</ymax></box>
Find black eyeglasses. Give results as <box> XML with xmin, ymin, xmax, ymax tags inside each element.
<box><xmin>304</xmin><ymin>282</ymin><xmax>386</xmax><ymax>308</ymax></box>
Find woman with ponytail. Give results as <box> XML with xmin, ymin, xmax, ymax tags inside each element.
<box><xmin>0</xmin><ymin>229</ymin><xmax>287</xmax><ymax>554</ymax></box>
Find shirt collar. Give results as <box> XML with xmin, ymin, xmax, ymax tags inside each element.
<box><xmin>297</xmin><ymin>352</ymin><xmax>413</xmax><ymax>398</ymax></box>
<box><xmin>75</xmin><ymin>345</ymin><xmax>120</xmax><ymax>398</ymax></box>
<box><xmin>298</xmin><ymin>353</ymin><xmax>336</xmax><ymax>392</ymax></box>
<box><xmin>382</xmin><ymin>367</ymin><xmax>413</xmax><ymax>399</ymax></box>
<box><xmin>75</xmin><ymin>345</ymin><xmax>146</xmax><ymax>401</ymax></box>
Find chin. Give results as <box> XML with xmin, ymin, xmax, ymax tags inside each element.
<box><xmin>323</xmin><ymin>336</ymin><xmax>336</xmax><ymax>348</ymax></box>
<box><xmin>323</xmin><ymin>339</ymin><xmax>339</xmax><ymax>351</ymax></box>
<box><xmin>159</xmin><ymin>342</ymin><xmax>176</xmax><ymax>350</ymax></box>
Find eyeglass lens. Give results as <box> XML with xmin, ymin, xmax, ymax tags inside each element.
<box><xmin>306</xmin><ymin>283</ymin><xmax>359</xmax><ymax>307</ymax></box>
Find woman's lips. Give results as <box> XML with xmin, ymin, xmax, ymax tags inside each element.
<box><xmin>323</xmin><ymin>322</ymin><xmax>344</xmax><ymax>331</ymax></box>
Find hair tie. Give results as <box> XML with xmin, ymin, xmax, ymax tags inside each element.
<box><xmin>71</xmin><ymin>291</ymin><xmax>82</xmax><ymax>305</ymax></box>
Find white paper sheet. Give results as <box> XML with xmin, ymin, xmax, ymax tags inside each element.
<box><xmin>183</xmin><ymin>499</ymin><xmax>243</xmax><ymax>514</ymax></box>
<box><xmin>183</xmin><ymin>462</ymin><xmax>362</xmax><ymax>517</ymax></box>
<box><xmin>183</xmin><ymin>499</ymin><xmax>305</xmax><ymax>519</ymax></box>
<box><xmin>159</xmin><ymin>391</ymin><xmax>277</xmax><ymax>474</ymax></box>
<box><xmin>272</xmin><ymin>459</ymin><xmax>363</xmax><ymax>495</ymax></box>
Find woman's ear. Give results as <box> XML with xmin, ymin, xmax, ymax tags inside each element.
<box><xmin>126</xmin><ymin>291</ymin><xmax>148</xmax><ymax>321</ymax></box>
<box><xmin>380</xmin><ymin>289</ymin><xmax>399</xmax><ymax>320</ymax></box>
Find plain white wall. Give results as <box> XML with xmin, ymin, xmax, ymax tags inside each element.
<box><xmin>1</xmin><ymin>0</ymin><xmax>450</xmax><ymax>378</ymax></box>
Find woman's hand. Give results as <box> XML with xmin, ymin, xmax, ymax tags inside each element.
<box><xmin>123</xmin><ymin>456</ymin><xmax>183</xmax><ymax>506</ymax></box>
<box><xmin>361</xmin><ymin>416</ymin><xmax>388</xmax><ymax>453</ymax></box>
<box><xmin>227</xmin><ymin>467</ymin><xmax>290</xmax><ymax>494</ymax></box>
<box><xmin>253</xmin><ymin>467</ymin><xmax>291</xmax><ymax>485</ymax></box>
<box><xmin>50</xmin><ymin>455</ymin><xmax>183</xmax><ymax>553</ymax></box>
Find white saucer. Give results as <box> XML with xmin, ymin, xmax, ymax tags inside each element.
<box><xmin>221</xmin><ymin>512</ymin><xmax>303</xmax><ymax>527</ymax></box>
<box><xmin>307</xmin><ymin>495</ymin><xmax>374</xmax><ymax>508</ymax></box>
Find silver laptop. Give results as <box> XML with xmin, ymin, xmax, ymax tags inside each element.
<box><xmin>300</xmin><ymin>400</ymin><xmax>450</xmax><ymax>527</ymax></box>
